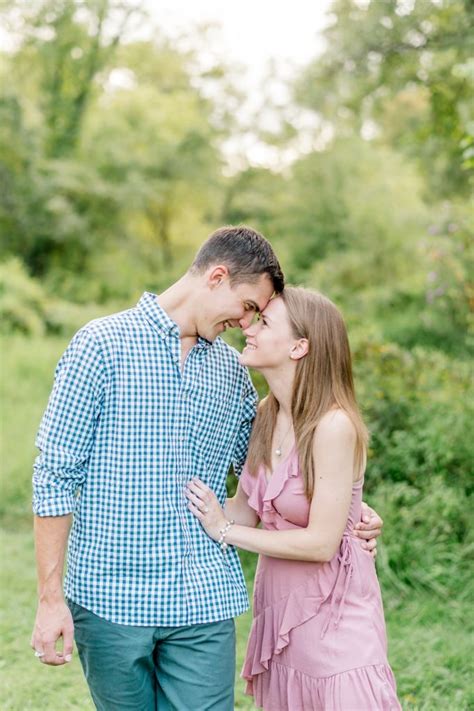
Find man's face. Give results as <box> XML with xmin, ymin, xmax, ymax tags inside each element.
<box><xmin>197</xmin><ymin>272</ymin><xmax>275</xmax><ymax>342</ymax></box>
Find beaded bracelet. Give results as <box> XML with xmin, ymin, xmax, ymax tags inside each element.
<box><xmin>218</xmin><ymin>519</ymin><xmax>235</xmax><ymax>555</ymax></box>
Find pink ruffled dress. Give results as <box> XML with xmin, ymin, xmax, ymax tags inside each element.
<box><xmin>240</xmin><ymin>446</ymin><xmax>401</xmax><ymax>711</ymax></box>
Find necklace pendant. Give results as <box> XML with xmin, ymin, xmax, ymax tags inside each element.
<box><xmin>275</xmin><ymin>448</ymin><xmax>282</xmax><ymax>457</ymax></box>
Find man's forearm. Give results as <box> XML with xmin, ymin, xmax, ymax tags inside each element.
<box><xmin>34</xmin><ymin>514</ymin><xmax>72</xmax><ymax>601</ymax></box>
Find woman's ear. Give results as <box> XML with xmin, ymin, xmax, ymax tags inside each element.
<box><xmin>290</xmin><ymin>338</ymin><xmax>309</xmax><ymax>361</ymax></box>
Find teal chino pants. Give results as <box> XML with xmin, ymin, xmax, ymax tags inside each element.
<box><xmin>68</xmin><ymin>600</ymin><xmax>236</xmax><ymax>711</ymax></box>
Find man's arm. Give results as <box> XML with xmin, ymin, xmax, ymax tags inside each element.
<box><xmin>231</xmin><ymin>375</ymin><xmax>258</xmax><ymax>477</ymax></box>
<box><xmin>31</xmin><ymin>515</ymin><xmax>74</xmax><ymax>665</ymax></box>
<box><xmin>31</xmin><ymin>327</ymin><xmax>106</xmax><ymax>665</ymax></box>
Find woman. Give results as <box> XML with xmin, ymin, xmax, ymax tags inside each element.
<box><xmin>186</xmin><ymin>287</ymin><xmax>400</xmax><ymax>710</ymax></box>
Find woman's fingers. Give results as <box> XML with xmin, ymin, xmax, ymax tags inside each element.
<box><xmin>185</xmin><ymin>482</ymin><xmax>217</xmax><ymax>520</ymax></box>
<box><xmin>190</xmin><ymin>478</ymin><xmax>208</xmax><ymax>493</ymax></box>
<box><xmin>188</xmin><ymin>501</ymin><xmax>204</xmax><ymax>519</ymax></box>
<box><xmin>185</xmin><ymin>489</ymin><xmax>200</xmax><ymax>505</ymax></box>
<box><xmin>185</xmin><ymin>483</ymin><xmax>227</xmax><ymax>542</ymax></box>
<box><xmin>187</xmin><ymin>479</ymin><xmax>209</xmax><ymax>499</ymax></box>
<box><xmin>186</xmin><ymin>482</ymin><xmax>206</xmax><ymax>501</ymax></box>
<box><xmin>187</xmin><ymin>479</ymin><xmax>216</xmax><ymax>506</ymax></box>
<box><xmin>186</xmin><ymin>489</ymin><xmax>209</xmax><ymax>512</ymax></box>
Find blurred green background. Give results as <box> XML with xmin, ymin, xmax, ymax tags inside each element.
<box><xmin>0</xmin><ymin>0</ymin><xmax>472</xmax><ymax>709</ymax></box>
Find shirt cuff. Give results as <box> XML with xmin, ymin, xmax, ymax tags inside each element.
<box><xmin>33</xmin><ymin>489</ymin><xmax>77</xmax><ymax>517</ymax></box>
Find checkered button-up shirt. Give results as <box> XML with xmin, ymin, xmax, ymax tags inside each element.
<box><xmin>33</xmin><ymin>292</ymin><xmax>257</xmax><ymax>626</ymax></box>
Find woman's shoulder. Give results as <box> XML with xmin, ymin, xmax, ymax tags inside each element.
<box><xmin>315</xmin><ymin>409</ymin><xmax>357</xmax><ymax>444</ymax></box>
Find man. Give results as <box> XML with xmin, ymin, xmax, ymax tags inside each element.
<box><xmin>31</xmin><ymin>225</ymin><xmax>381</xmax><ymax>710</ymax></box>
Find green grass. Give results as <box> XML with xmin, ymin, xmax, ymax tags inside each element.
<box><xmin>1</xmin><ymin>336</ymin><xmax>69</xmax><ymax>522</ymax></box>
<box><xmin>1</xmin><ymin>528</ymin><xmax>472</xmax><ymax>710</ymax></box>
<box><xmin>1</xmin><ymin>528</ymin><xmax>473</xmax><ymax>710</ymax></box>
<box><xmin>1</xmin><ymin>335</ymin><xmax>473</xmax><ymax>709</ymax></box>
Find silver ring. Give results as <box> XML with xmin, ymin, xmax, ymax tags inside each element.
<box><xmin>203</xmin><ymin>506</ymin><xmax>209</xmax><ymax>513</ymax></box>
<box><xmin>34</xmin><ymin>650</ymin><xmax>45</xmax><ymax>658</ymax></box>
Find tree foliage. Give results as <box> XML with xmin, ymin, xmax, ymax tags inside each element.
<box><xmin>0</xmin><ymin>0</ymin><xmax>225</xmax><ymax>293</ymax></box>
<box><xmin>294</xmin><ymin>0</ymin><xmax>474</xmax><ymax>196</ymax></box>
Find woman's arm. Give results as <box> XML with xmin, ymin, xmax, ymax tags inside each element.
<box><xmin>224</xmin><ymin>481</ymin><xmax>260</xmax><ymax>528</ymax></box>
<box><xmin>187</xmin><ymin>410</ymin><xmax>356</xmax><ymax>563</ymax></box>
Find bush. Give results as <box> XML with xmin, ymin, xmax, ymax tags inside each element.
<box><xmin>352</xmin><ymin>338</ymin><xmax>473</xmax><ymax>597</ymax></box>
<box><xmin>373</xmin><ymin>477</ymin><xmax>472</xmax><ymax>599</ymax></box>
<box><xmin>0</xmin><ymin>258</ymin><xmax>49</xmax><ymax>335</ymax></box>
<box><xmin>352</xmin><ymin>340</ymin><xmax>473</xmax><ymax>495</ymax></box>
<box><xmin>0</xmin><ymin>258</ymin><xmax>110</xmax><ymax>336</ymax></box>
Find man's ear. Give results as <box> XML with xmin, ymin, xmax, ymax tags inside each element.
<box><xmin>289</xmin><ymin>338</ymin><xmax>309</xmax><ymax>361</ymax></box>
<box><xmin>207</xmin><ymin>265</ymin><xmax>230</xmax><ymax>288</ymax></box>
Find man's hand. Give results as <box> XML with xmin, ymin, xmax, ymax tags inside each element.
<box><xmin>353</xmin><ymin>501</ymin><xmax>383</xmax><ymax>559</ymax></box>
<box><xmin>31</xmin><ymin>599</ymin><xmax>74</xmax><ymax>666</ymax></box>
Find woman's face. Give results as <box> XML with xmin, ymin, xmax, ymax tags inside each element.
<box><xmin>240</xmin><ymin>296</ymin><xmax>297</xmax><ymax>370</ymax></box>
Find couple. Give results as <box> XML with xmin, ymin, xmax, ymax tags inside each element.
<box><xmin>31</xmin><ymin>226</ymin><xmax>400</xmax><ymax>710</ymax></box>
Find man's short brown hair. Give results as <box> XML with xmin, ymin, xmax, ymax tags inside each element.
<box><xmin>191</xmin><ymin>225</ymin><xmax>284</xmax><ymax>294</ymax></box>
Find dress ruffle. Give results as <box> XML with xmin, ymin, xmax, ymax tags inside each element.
<box><xmin>242</xmin><ymin>566</ymin><xmax>337</xmax><ymax>680</ymax></box>
<box><xmin>246</xmin><ymin>660</ymin><xmax>401</xmax><ymax>711</ymax></box>
<box><xmin>244</xmin><ymin>447</ymin><xmax>300</xmax><ymax>527</ymax></box>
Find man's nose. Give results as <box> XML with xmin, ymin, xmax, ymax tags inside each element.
<box><xmin>239</xmin><ymin>312</ymin><xmax>256</xmax><ymax>330</ymax></box>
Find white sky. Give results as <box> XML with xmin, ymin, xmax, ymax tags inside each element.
<box><xmin>148</xmin><ymin>1</ymin><xmax>332</xmax><ymax>72</ymax></box>
<box><xmin>145</xmin><ymin>0</ymin><xmax>334</xmax><ymax>169</ymax></box>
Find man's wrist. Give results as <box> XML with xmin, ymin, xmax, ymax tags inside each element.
<box><xmin>38</xmin><ymin>587</ymin><xmax>65</xmax><ymax>604</ymax></box>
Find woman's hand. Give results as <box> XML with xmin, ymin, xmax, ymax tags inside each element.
<box><xmin>186</xmin><ymin>478</ymin><xmax>228</xmax><ymax>541</ymax></box>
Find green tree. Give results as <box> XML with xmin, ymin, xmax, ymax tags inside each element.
<box><xmin>295</xmin><ymin>0</ymin><xmax>473</xmax><ymax>196</ymax></box>
<box><xmin>82</xmin><ymin>39</ymin><xmax>224</xmax><ymax>274</ymax></box>
<box><xmin>0</xmin><ymin>4</ymin><xmax>225</xmax><ymax>292</ymax></box>
<box><xmin>1</xmin><ymin>0</ymin><xmax>143</xmax><ymax>158</ymax></box>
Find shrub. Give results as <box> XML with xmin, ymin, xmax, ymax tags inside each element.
<box><xmin>0</xmin><ymin>258</ymin><xmax>109</xmax><ymax>336</ymax></box>
<box><xmin>352</xmin><ymin>340</ymin><xmax>473</xmax><ymax>495</ymax></box>
<box><xmin>373</xmin><ymin>477</ymin><xmax>472</xmax><ymax>599</ymax></box>
<box><xmin>0</xmin><ymin>258</ymin><xmax>48</xmax><ymax>335</ymax></box>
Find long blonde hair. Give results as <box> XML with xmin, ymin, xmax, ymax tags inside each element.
<box><xmin>246</xmin><ymin>287</ymin><xmax>368</xmax><ymax>499</ymax></box>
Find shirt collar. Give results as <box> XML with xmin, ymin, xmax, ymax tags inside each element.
<box><xmin>137</xmin><ymin>292</ymin><xmax>178</xmax><ymax>337</ymax></box>
<box><xmin>137</xmin><ymin>291</ymin><xmax>211</xmax><ymax>349</ymax></box>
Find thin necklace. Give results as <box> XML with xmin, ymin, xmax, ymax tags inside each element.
<box><xmin>275</xmin><ymin>423</ymin><xmax>293</xmax><ymax>457</ymax></box>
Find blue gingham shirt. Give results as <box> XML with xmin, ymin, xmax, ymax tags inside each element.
<box><xmin>33</xmin><ymin>292</ymin><xmax>257</xmax><ymax>626</ymax></box>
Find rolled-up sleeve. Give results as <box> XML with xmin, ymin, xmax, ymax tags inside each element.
<box><xmin>232</xmin><ymin>375</ymin><xmax>258</xmax><ymax>477</ymax></box>
<box><xmin>33</xmin><ymin>327</ymin><xmax>106</xmax><ymax>517</ymax></box>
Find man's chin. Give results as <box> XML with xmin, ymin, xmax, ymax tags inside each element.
<box><xmin>204</xmin><ymin>327</ymin><xmax>221</xmax><ymax>342</ymax></box>
<box><xmin>215</xmin><ymin>322</ymin><xmax>227</xmax><ymax>338</ymax></box>
<box><xmin>239</xmin><ymin>351</ymin><xmax>256</xmax><ymax>368</ymax></box>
